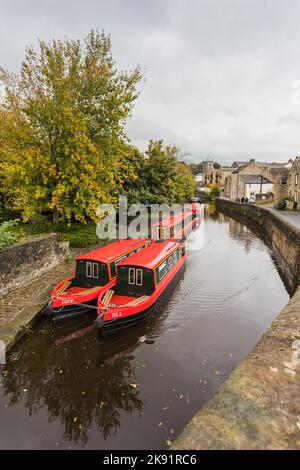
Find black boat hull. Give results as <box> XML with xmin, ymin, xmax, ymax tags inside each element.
<box><xmin>96</xmin><ymin>261</ymin><xmax>186</xmax><ymax>337</ymax></box>
<box><xmin>45</xmin><ymin>299</ymin><xmax>97</xmax><ymax>322</ymax></box>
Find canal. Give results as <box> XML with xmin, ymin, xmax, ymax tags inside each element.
<box><xmin>0</xmin><ymin>205</ymin><xmax>290</xmax><ymax>449</ymax></box>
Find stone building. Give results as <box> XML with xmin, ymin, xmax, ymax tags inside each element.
<box><xmin>224</xmin><ymin>159</ymin><xmax>274</xmax><ymax>201</ymax></box>
<box><xmin>203</xmin><ymin>161</ymin><xmax>221</xmax><ymax>187</ymax></box>
<box><xmin>287</xmin><ymin>157</ymin><xmax>300</xmax><ymax>210</ymax></box>
<box><xmin>202</xmin><ymin>161</ymin><xmax>234</xmax><ymax>190</ymax></box>
<box><xmin>269</xmin><ymin>167</ymin><xmax>289</xmax><ymax>206</ymax></box>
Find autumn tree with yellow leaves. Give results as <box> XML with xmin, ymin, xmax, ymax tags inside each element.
<box><xmin>0</xmin><ymin>30</ymin><xmax>142</xmax><ymax>222</ymax></box>
<box><xmin>0</xmin><ymin>30</ymin><xmax>195</xmax><ymax>224</ymax></box>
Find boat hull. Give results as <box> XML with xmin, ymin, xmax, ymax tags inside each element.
<box><xmin>45</xmin><ymin>298</ymin><xmax>98</xmax><ymax>321</ymax></box>
<box><xmin>96</xmin><ymin>261</ymin><xmax>186</xmax><ymax>337</ymax></box>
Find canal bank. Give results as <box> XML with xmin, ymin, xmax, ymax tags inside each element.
<box><xmin>172</xmin><ymin>200</ymin><xmax>300</xmax><ymax>450</ymax></box>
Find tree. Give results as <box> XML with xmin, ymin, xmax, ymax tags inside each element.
<box><xmin>135</xmin><ymin>140</ymin><xmax>196</xmax><ymax>205</ymax></box>
<box><xmin>0</xmin><ymin>30</ymin><xmax>142</xmax><ymax>222</ymax></box>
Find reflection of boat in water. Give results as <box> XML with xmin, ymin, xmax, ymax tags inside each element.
<box><xmin>95</xmin><ymin>240</ymin><xmax>186</xmax><ymax>337</ymax></box>
<box><xmin>45</xmin><ymin>239</ymin><xmax>150</xmax><ymax>321</ymax></box>
<box><xmin>53</xmin><ymin>302</ymin><xmax>165</xmax><ymax>365</ymax></box>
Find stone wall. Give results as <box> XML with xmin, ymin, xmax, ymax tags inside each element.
<box><xmin>0</xmin><ymin>234</ymin><xmax>69</xmax><ymax>296</ymax></box>
<box><xmin>216</xmin><ymin>199</ymin><xmax>300</xmax><ymax>293</ymax></box>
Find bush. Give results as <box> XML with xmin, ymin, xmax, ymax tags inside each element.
<box><xmin>0</xmin><ymin>219</ymin><xmax>20</xmax><ymax>249</ymax></box>
<box><xmin>210</xmin><ymin>186</ymin><xmax>221</xmax><ymax>198</ymax></box>
<box><xmin>23</xmin><ymin>220</ymin><xmax>100</xmax><ymax>247</ymax></box>
<box><xmin>276</xmin><ymin>198</ymin><xmax>287</xmax><ymax>210</ymax></box>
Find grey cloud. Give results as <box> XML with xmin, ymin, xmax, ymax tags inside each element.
<box><xmin>1</xmin><ymin>0</ymin><xmax>300</xmax><ymax>163</ymax></box>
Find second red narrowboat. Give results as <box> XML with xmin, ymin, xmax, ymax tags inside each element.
<box><xmin>152</xmin><ymin>210</ymin><xmax>196</xmax><ymax>241</ymax></box>
<box><xmin>45</xmin><ymin>238</ymin><xmax>150</xmax><ymax>320</ymax></box>
<box><xmin>95</xmin><ymin>240</ymin><xmax>186</xmax><ymax>336</ymax></box>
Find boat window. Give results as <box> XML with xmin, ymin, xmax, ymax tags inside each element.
<box><xmin>155</xmin><ymin>249</ymin><xmax>180</xmax><ymax>284</ymax></box>
<box><xmin>128</xmin><ymin>268</ymin><xmax>135</xmax><ymax>284</ymax></box>
<box><xmin>116</xmin><ymin>266</ymin><xmax>155</xmax><ymax>297</ymax></box>
<box><xmin>93</xmin><ymin>263</ymin><xmax>98</xmax><ymax>278</ymax></box>
<box><xmin>86</xmin><ymin>262</ymin><xmax>92</xmax><ymax>278</ymax></box>
<box><xmin>136</xmin><ymin>269</ymin><xmax>143</xmax><ymax>286</ymax></box>
<box><xmin>74</xmin><ymin>260</ymin><xmax>109</xmax><ymax>288</ymax></box>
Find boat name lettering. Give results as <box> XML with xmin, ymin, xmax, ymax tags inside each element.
<box><xmin>62</xmin><ymin>299</ymin><xmax>74</xmax><ymax>305</ymax></box>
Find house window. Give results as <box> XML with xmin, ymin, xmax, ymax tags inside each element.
<box><xmin>128</xmin><ymin>268</ymin><xmax>135</xmax><ymax>285</ymax></box>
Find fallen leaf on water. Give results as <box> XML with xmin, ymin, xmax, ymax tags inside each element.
<box><xmin>163</xmin><ymin>406</ymin><xmax>169</xmax><ymax>410</ymax></box>
<box><xmin>130</xmin><ymin>383</ymin><xmax>137</xmax><ymax>388</ymax></box>
<box><xmin>158</xmin><ymin>422</ymin><xmax>163</xmax><ymax>427</ymax></box>
<box><xmin>73</xmin><ymin>417</ymin><xmax>78</xmax><ymax>423</ymax></box>
<box><xmin>179</xmin><ymin>394</ymin><xmax>183</xmax><ymax>400</ymax></box>
<box><xmin>166</xmin><ymin>440</ymin><xmax>172</xmax><ymax>446</ymax></box>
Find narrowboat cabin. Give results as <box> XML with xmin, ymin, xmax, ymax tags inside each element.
<box><xmin>95</xmin><ymin>240</ymin><xmax>186</xmax><ymax>336</ymax></box>
<box><xmin>46</xmin><ymin>238</ymin><xmax>150</xmax><ymax>320</ymax></box>
<box><xmin>152</xmin><ymin>210</ymin><xmax>196</xmax><ymax>241</ymax></box>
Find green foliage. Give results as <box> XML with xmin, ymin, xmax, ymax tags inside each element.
<box><xmin>23</xmin><ymin>220</ymin><xmax>100</xmax><ymax>247</ymax></box>
<box><xmin>0</xmin><ymin>219</ymin><xmax>20</xmax><ymax>249</ymax></box>
<box><xmin>0</xmin><ymin>29</ymin><xmax>142</xmax><ymax>223</ymax></box>
<box><xmin>132</xmin><ymin>140</ymin><xmax>196</xmax><ymax>205</ymax></box>
<box><xmin>276</xmin><ymin>198</ymin><xmax>287</xmax><ymax>210</ymax></box>
<box><xmin>0</xmin><ymin>30</ymin><xmax>197</xmax><ymax>230</ymax></box>
<box><xmin>15</xmin><ymin>322</ymin><xmax>33</xmax><ymax>335</ymax></box>
<box><xmin>206</xmin><ymin>185</ymin><xmax>221</xmax><ymax>201</ymax></box>
<box><xmin>188</xmin><ymin>162</ymin><xmax>204</xmax><ymax>176</ymax></box>
<box><xmin>210</xmin><ymin>186</ymin><xmax>221</xmax><ymax>198</ymax></box>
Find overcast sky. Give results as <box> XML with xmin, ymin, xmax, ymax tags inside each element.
<box><xmin>1</xmin><ymin>0</ymin><xmax>300</xmax><ymax>164</ymax></box>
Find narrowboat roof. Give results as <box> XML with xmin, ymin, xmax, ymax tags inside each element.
<box><xmin>153</xmin><ymin>210</ymin><xmax>192</xmax><ymax>228</ymax></box>
<box><xmin>76</xmin><ymin>239</ymin><xmax>149</xmax><ymax>263</ymax></box>
<box><xmin>118</xmin><ymin>240</ymin><xmax>180</xmax><ymax>270</ymax></box>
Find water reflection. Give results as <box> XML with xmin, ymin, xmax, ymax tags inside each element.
<box><xmin>2</xmin><ymin>319</ymin><xmax>144</xmax><ymax>446</ymax></box>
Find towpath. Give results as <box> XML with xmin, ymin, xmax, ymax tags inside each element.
<box><xmin>0</xmin><ymin>254</ymin><xmax>75</xmax><ymax>351</ymax></box>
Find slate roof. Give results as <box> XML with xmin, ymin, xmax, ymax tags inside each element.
<box><xmin>239</xmin><ymin>175</ymin><xmax>273</xmax><ymax>184</ymax></box>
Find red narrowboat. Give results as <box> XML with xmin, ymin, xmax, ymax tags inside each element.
<box><xmin>95</xmin><ymin>240</ymin><xmax>186</xmax><ymax>336</ymax></box>
<box><xmin>46</xmin><ymin>238</ymin><xmax>150</xmax><ymax>320</ymax></box>
<box><xmin>152</xmin><ymin>210</ymin><xmax>197</xmax><ymax>241</ymax></box>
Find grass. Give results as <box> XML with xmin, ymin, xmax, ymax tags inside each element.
<box><xmin>0</xmin><ymin>219</ymin><xmax>22</xmax><ymax>249</ymax></box>
<box><xmin>14</xmin><ymin>322</ymin><xmax>33</xmax><ymax>335</ymax></box>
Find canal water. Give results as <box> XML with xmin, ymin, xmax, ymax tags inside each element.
<box><xmin>0</xmin><ymin>205</ymin><xmax>289</xmax><ymax>449</ymax></box>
